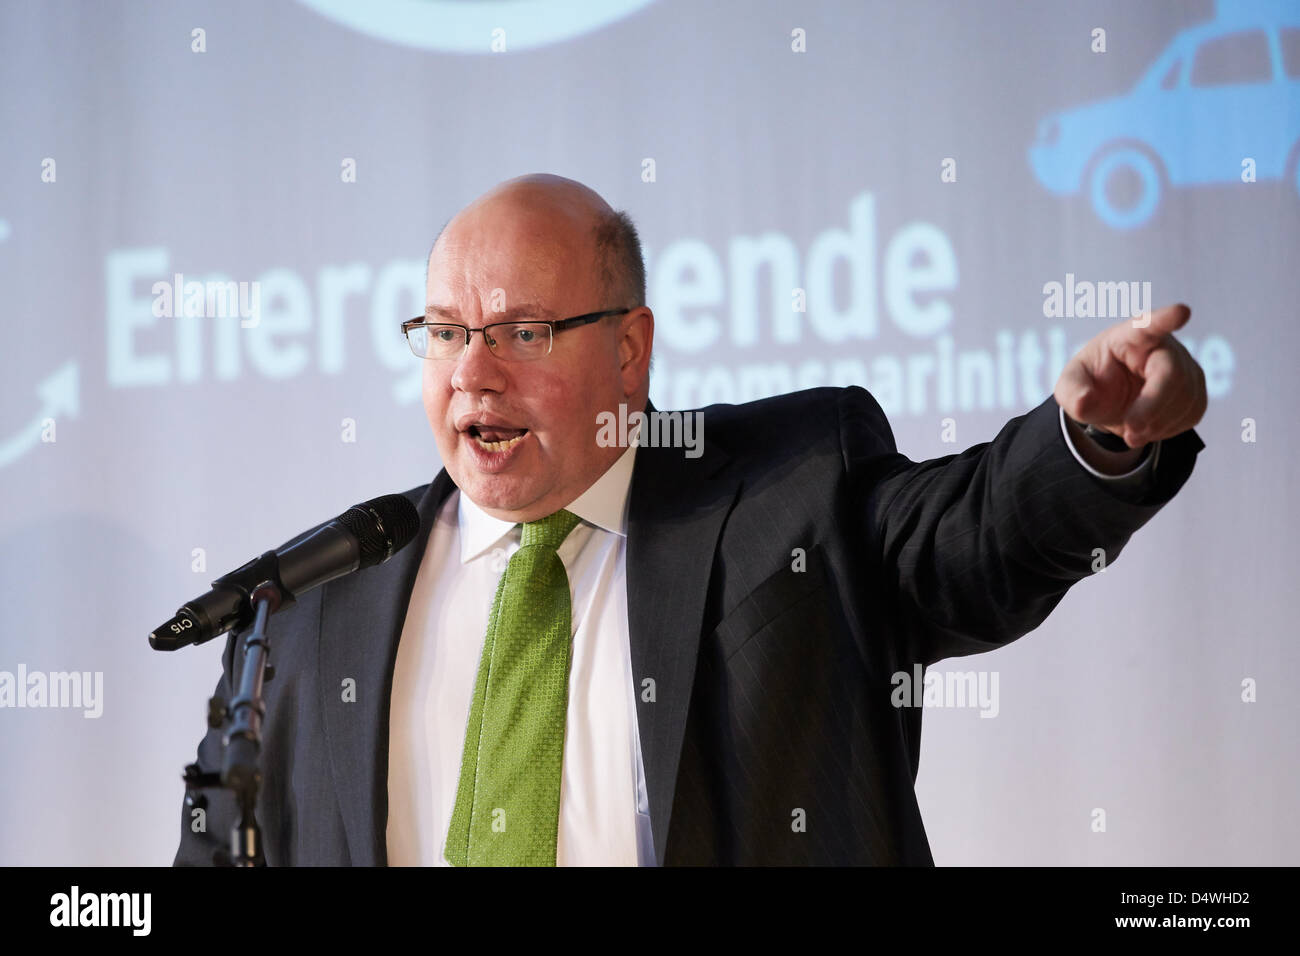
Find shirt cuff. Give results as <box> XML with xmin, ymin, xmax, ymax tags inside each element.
<box><xmin>1058</xmin><ymin>404</ymin><xmax>1161</xmax><ymax>487</ymax></box>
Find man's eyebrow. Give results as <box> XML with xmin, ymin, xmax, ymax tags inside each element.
<box><xmin>424</xmin><ymin>303</ymin><xmax>559</xmax><ymax>321</ymax></box>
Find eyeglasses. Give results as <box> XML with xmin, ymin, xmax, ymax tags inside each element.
<box><xmin>401</xmin><ymin>309</ymin><xmax>631</xmax><ymax>362</ymax></box>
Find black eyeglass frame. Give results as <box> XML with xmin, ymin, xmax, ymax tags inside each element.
<box><xmin>401</xmin><ymin>308</ymin><xmax>632</xmax><ymax>359</ymax></box>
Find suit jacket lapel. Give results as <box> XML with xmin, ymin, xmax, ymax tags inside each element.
<box><xmin>626</xmin><ymin>401</ymin><xmax>738</xmax><ymax>865</ymax></box>
<box><xmin>318</xmin><ymin>470</ymin><xmax>456</xmax><ymax>865</ymax></box>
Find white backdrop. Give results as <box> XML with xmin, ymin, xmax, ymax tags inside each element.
<box><xmin>0</xmin><ymin>0</ymin><xmax>1296</xmax><ymax>865</ymax></box>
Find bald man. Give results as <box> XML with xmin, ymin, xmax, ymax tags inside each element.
<box><xmin>175</xmin><ymin>174</ymin><xmax>1206</xmax><ymax>866</ymax></box>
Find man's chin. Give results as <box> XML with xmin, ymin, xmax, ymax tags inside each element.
<box><xmin>454</xmin><ymin>469</ymin><xmax>542</xmax><ymax>520</ymax></box>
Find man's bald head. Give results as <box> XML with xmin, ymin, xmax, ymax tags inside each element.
<box><xmin>429</xmin><ymin>174</ymin><xmax>645</xmax><ymax>310</ymax></box>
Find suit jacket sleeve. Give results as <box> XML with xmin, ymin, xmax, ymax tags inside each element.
<box><xmin>837</xmin><ymin>385</ymin><xmax>1205</xmax><ymax>666</ymax></box>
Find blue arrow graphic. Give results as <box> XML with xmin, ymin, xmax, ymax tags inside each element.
<box><xmin>0</xmin><ymin>360</ymin><xmax>79</xmax><ymax>469</ymax></box>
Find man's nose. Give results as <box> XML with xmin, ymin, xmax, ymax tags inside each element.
<box><xmin>450</xmin><ymin>329</ymin><xmax>508</xmax><ymax>393</ymax></box>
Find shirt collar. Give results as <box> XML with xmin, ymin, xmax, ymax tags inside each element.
<box><xmin>457</xmin><ymin>441</ymin><xmax>639</xmax><ymax>564</ymax></box>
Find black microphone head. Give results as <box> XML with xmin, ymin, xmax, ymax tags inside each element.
<box><xmin>339</xmin><ymin>494</ymin><xmax>420</xmax><ymax>568</ymax></box>
<box><xmin>148</xmin><ymin>610</ymin><xmax>202</xmax><ymax>651</ymax></box>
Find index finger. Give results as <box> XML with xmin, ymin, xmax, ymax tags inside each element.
<box><xmin>1129</xmin><ymin>302</ymin><xmax>1191</xmax><ymax>337</ymax></box>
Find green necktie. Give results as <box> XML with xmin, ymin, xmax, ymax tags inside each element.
<box><xmin>443</xmin><ymin>508</ymin><xmax>583</xmax><ymax>866</ymax></box>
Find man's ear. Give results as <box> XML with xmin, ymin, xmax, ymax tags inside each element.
<box><xmin>618</xmin><ymin>308</ymin><xmax>654</xmax><ymax>396</ymax></box>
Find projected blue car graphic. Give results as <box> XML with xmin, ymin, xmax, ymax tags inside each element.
<box><xmin>1029</xmin><ymin>11</ymin><xmax>1300</xmax><ymax>229</ymax></box>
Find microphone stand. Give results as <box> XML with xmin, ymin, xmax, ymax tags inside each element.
<box><xmin>181</xmin><ymin>575</ymin><xmax>284</xmax><ymax>867</ymax></box>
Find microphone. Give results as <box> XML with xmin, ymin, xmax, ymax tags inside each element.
<box><xmin>149</xmin><ymin>494</ymin><xmax>421</xmax><ymax>651</ymax></box>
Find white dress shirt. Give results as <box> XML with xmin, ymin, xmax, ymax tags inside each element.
<box><xmin>1058</xmin><ymin>405</ymin><xmax>1161</xmax><ymax>487</ymax></box>
<box><xmin>386</xmin><ymin>441</ymin><xmax>655</xmax><ymax>866</ymax></box>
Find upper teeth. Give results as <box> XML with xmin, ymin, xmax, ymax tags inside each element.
<box><xmin>475</xmin><ymin>433</ymin><xmax>525</xmax><ymax>452</ymax></box>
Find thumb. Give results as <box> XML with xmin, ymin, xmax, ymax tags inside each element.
<box><xmin>1054</xmin><ymin>358</ymin><xmax>1100</xmax><ymax>422</ymax></box>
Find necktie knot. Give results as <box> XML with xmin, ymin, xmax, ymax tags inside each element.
<box><xmin>520</xmin><ymin>508</ymin><xmax>582</xmax><ymax>551</ymax></box>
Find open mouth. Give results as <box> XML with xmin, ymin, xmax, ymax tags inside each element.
<box><xmin>468</xmin><ymin>423</ymin><xmax>529</xmax><ymax>452</ymax></box>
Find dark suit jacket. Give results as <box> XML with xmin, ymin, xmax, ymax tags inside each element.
<box><xmin>174</xmin><ymin>386</ymin><xmax>1203</xmax><ymax>865</ymax></box>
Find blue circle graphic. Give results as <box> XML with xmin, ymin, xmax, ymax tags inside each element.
<box><xmin>297</xmin><ymin>0</ymin><xmax>659</xmax><ymax>53</ymax></box>
<box><xmin>1089</xmin><ymin>147</ymin><xmax>1162</xmax><ymax>231</ymax></box>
